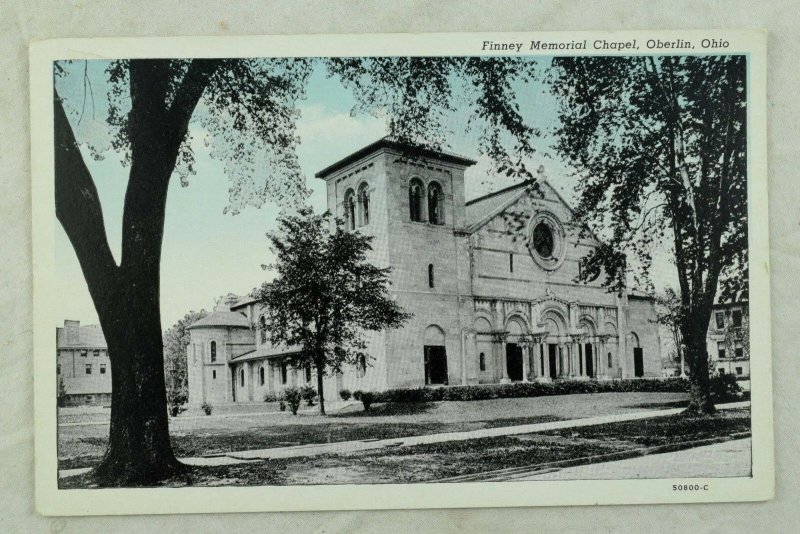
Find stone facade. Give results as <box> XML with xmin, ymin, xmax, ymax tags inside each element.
<box><xmin>187</xmin><ymin>139</ymin><xmax>662</xmax><ymax>405</ymax></box>
<box><xmin>56</xmin><ymin>320</ymin><xmax>112</xmax><ymax>406</ymax></box>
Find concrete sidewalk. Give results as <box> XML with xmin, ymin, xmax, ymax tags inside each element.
<box><xmin>59</xmin><ymin>401</ymin><xmax>749</xmax><ymax>478</ymax></box>
<box><xmin>511</xmin><ymin>437</ymin><xmax>751</xmax><ymax>481</ymax></box>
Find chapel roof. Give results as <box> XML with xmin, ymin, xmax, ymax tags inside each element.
<box><xmin>465</xmin><ymin>180</ymin><xmax>533</xmax><ymax>228</ymax></box>
<box><xmin>315</xmin><ymin>137</ymin><xmax>477</xmax><ymax>179</ymax></box>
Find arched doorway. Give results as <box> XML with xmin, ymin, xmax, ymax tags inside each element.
<box><xmin>505</xmin><ymin>318</ymin><xmax>526</xmax><ymax>382</ymax></box>
<box><xmin>579</xmin><ymin>318</ymin><xmax>597</xmax><ymax>378</ymax></box>
<box><xmin>631</xmin><ymin>332</ymin><xmax>644</xmax><ymax>377</ymax></box>
<box><xmin>541</xmin><ymin>309</ymin><xmax>567</xmax><ymax>379</ymax></box>
<box><xmin>424</xmin><ymin>325</ymin><xmax>448</xmax><ymax>385</ymax></box>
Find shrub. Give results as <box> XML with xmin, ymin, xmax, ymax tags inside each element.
<box><xmin>168</xmin><ymin>388</ymin><xmax>188</xmax><ymax>417</ymax></box>
<box><xmin>339</xmin><ymin>388</ymin><xmax>352</xmax><ymax>401</ymax></box>
<box><xmin>278</xmin><ymin>399</ymin><xmax>287</xmax><ymax>411</ymax></box>
<box><xmin>57</xmin><ymin>378</ymin><xmax>68</xmax><ymax>408</ymax></box>
<box><xmin>352</xmin><ymin>390</ymin><xmax>362</xmax><ymax>401</ymax></box>
<box><xmin>301</xmin><ymin>384</ymin><xmax>318</xmax><ymax>406</ymax></box>
<box><xmin>709</xmin><ymin>372</ymin><xmax>742</xmax><ymax>402</ymax></box>
<box><xmin>282</xmin><ymin>386</ymin><xmax>303</xmax><ymax>415</ymax></box>
<box><xmin>359</xmin><ymin>391</ymin><xmax>375</xmax><ymax>411</ymax></box>
<box><xmin>263</xmin><ymin>392</ymin><xmax>279</xmax><ymax>403</ymax></box>
<box><xmin>201</xmin><ymin>402</ymin><xmax>213</xmax><ymax>416</ymax></box>
<box><xmin>369</xmin><ymin>377</ymin><xmax>690</xmax><ymax>404</ymax></box>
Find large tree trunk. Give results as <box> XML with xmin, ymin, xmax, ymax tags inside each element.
<box><xmin>315</xmin><ymin>354</ymin><xmax>326</xmax><ymax>416</ymax></box>
<box><xmin>683</xmin><ymin>304</ymin><xmax>716</xmax><ymax>415</ymax></box>
<box><xmin>93</xmin><ymin>293</ymin><xmax>186</xmax><ymax>485</ymax></box>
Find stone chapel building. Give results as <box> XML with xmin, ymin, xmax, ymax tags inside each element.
<box><xmin>187</xmin><ymin>139</ymin><xmax>661</xmax><ymax>405</ymax></box>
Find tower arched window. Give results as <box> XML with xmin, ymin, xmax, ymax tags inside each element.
<box><xmin>358</xmin><ymin>183</ymin><xmax>370</xmax><ymax>226</ymax></box>
<box><xmin>344</xmin><ymin>189</ymin><xmax>356</xmax><ymax>230</ymax></box>
<box><xmin>210</xmin><ymin>341</ymin><xmax>216</xmax><ymax>362</ymax></box>
<box><xmin>259</xmin><ymin>366</ymin><xmax>265</xmax><ymax>385</ymax></box>
<box><xmin>259</xmin><ymin>315</ymin><xmax>267</xmax><ymax>344</ymax></box>
<box><xmin>428</xmin><ymin>181</ymin><xmax>444</xmax><ymax>225</ymax></box>
<box><xmin>409</xmin><ymin>178</ymin><xmax>424</xmax><ymax>222</ymax></box>
<box><xmin>428</xmin><ymin>264</ymin><xmax>435</xmax><ymax>288</ymax></box>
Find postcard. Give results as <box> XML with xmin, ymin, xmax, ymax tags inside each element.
<box><xmin>31</xmin><ymin>29</ymin><xmax>772</xmax><ymax>515</ymax></box>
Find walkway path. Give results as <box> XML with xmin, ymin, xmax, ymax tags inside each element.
<box><xmin>59</xmin><ymin>400</ymin><xmax>749</xmax><ymax>478</ymax></box>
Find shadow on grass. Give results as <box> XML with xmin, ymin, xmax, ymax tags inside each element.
<box><xmin>328</xmin><ymin>402</ymin><xmax>437</xmax><ymax>418</ymax></box>
<box><xmin>622</xmin><ymin>400</ymin><xmax>689</xmax><ymax>410</ymax></box>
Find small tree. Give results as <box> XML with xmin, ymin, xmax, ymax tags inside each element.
<box><xmin>57</xmin><ymin>377</ymin><xmax>68</xmax><ymax>408</ymax></box>
<box><xmin>254</xmin><ymin>208</ymin><xmax>411</xmax><ymax>415</ymax></box>
<box><xmin>653</xmin><ymin>288</ymin><xmax>685</xmax><ymax>375</ymax></box>
<box><xmin>163</xmin><ymin>310</ymin><xmax>207</xmax><ymax>410</ymax></box>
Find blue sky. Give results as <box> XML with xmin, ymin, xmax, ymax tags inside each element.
<box><xmin>54</xmin><ymin>58</ymin><xmax>675</xmax><ymax>328</ymax></box>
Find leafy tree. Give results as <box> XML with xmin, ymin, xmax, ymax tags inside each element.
<box><xmin>550</xmin><ymin>55</ymin><xmax>747</xmax><ymax>413</ymax></box>
<box><xmin>163</xmin><ymin>310</ymin><xmax>207</xmax><ymax>411</ymax></box>
<box><xmin>253</xmin><ymin>209</ymin><xmax>411</xmax><ymax>415</ymax></box>
<box><xmin>57</xmin><ymin>377</ymin><xmax>68</xmax><ymax>408</ymax></box>
<box><xmin>653</xmin><ymin>287</ymin><xmax>685</xmax><ymax>376</ymax></box>
<box><xmin>54</xmin><ymin>57</ymin><xmax>538</xmax><ymax>484</ymax></box>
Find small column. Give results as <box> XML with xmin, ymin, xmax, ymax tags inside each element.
<box><xmin>599</xmin><ymin>339</ymin><xmax>607</xmax><ymax>379</ymax></box>
<box><xmin>558</xmin><ymin>343</ymin><xmax>565</xmax><ymax>377</ymax></box>
<box><xmin>541</xmin><ymin>344</ymin><xmax>550</xmax><ymax>381</ymax></box>
<box><xmin>267</xmin><ymin>362</ymin><xmax>275</xmax><ymax>393</ymax></box>
<box><xmin>571</xmin><ymin>341</ymin><xmax>580</xmax><ymax>378</ymax></box>
<box><xmin>498</xmin><ymin>334</ymin><xmax>511</xmax><ymax>384</ymax></box>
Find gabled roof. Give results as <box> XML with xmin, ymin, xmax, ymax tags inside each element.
<box><xmin>465</xmin><ymin>180</ymin><xmax>533</xmax><ymax>229</ymax></box>
<box><xmin>188</xmin><ymin>310</ymin><xmax>250</xmax><ymax>329</ymax></box>
<box><xmin>315</xmin><ymin>137</ymin><xmax>477</xmax><ymax>179</ymax></box>
<box><xmin>56</xmin><ymin>324</ymin><xmax>107</xmax><ymax>349</ymax></box>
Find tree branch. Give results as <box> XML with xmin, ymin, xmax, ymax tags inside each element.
<box><xmin>167</xmin><ymin>59</ymin><xmax>222</xmax><ymax>137</ymax></box>
<box><xmin>54</xmin><ymin>92</ymin><xmax>119</xmax><ymax>312</ymax></box>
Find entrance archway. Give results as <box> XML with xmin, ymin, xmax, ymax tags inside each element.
<box><xmin>424</xmin><ymin>325</ymin><xmax>448</xmax><ymax>385</ymax></box>
<box><xmin>631</xmin><ymin>332</ymin><xmax>644</xmax><ymax>377</ymax></box>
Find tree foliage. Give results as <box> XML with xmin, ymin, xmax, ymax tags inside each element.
<box><xmin>254</xmin><ymin>209</ymin><xmax>411</xmax><ymax>415</ymax></box>
<box><xmin>163</xmin><ymin>309</ymin><xmax>207</xmax><ymax>405</ymax></box>
<box><xmin>550</xmin><ymin>55</ymin><xmax>747</xmax><ymax>413</ymax></box>
<box><xmin>652</xmin><ymin>287</ymin><xmax>684</xmax><ymax>368</ymax></box>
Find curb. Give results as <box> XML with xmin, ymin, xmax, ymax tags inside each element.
<box><xmin>436</xmin><ymin>432</ymin><xmax>752</xmax><ymax>483</ymax></box>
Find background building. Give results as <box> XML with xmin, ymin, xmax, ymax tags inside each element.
<box><xmin>187</xmin><ymin>140</ymin><xmax>662</xmax><ymax>405</ymax></box>
<box><xmin>56</xmin><ymin>320</ymin><xmax>111</xmax><ymax>406</ymax></box>
<box><xmin>708</xmin><ymin>301</ymin><xmax>750</xmax><ymax>377</ymax></box>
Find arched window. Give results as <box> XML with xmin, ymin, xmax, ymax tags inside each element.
<box><xmin>240</xmin><ymin>368</ymin><xmax>245</xmax><ymax>387</ymax></box>
<box><xmin>210</xmin><ymin>341</ymin><xmax>216</xmax><ymax>362</ymax></box>
<box><xmin>358</xmin><ymin>183</ymin><xmax>370</xmax><ymax>226</ymax></box>
<box><xmin>344</xmin><ymin>189</ymin><xmax>356</xmax><ymax>230</ymax></box>
<box><xmin>607</xmin><ymin>352</ymin><xmax>613</xmax><ymax>368</ymax></box>
<box><xmin>259</xmin><ymin>366</ymin><xmax>265</xmax><ymax>385</ymax></box>
<box><xmin>259</xmin><ymin>315</ymin><xmax>267</xmax><ymax>344</ymax></box>
<box><xmin>509</xmin><ymin>253</ymin><xmax>514</xmax><ymax>272</ymax></box>
<box><xmin>479</xmin><ymin>352</ymin><xmax>486</xmax><ymax>372</ymax></box>
<box><xmin>428</xmin><ymin>264</ymin><xmax>434</xmax><ymax>288</ymax></box>
<box><xmin>358</xmin><ymin>354</ymin><xmax>367</xmax><ymax>377</ymax></box>
<box><xmin>428</xmin><ymin>181</ymin><xmax>444</xmax><ymax>225</ymax></box>
<box><xmin>409</xmin><ymin>178</ymin><xmax>424</xmax><ymax>222</ymax></box>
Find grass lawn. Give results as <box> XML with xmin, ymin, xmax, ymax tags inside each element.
<box><xmin>58</xmin><ymin>391</ymin><xmax>690</xmax><ymax>470</ymax></box>
<box><xmin>60</xmin><ymin>407</ymin><xmax>751</xmax><ymax>488</ymax></box>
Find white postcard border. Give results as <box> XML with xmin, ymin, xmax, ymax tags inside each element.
<box><xmin>31</xmin><ymin>29</ymin><xmax>772</xmax><ymax>516</ymax></box>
